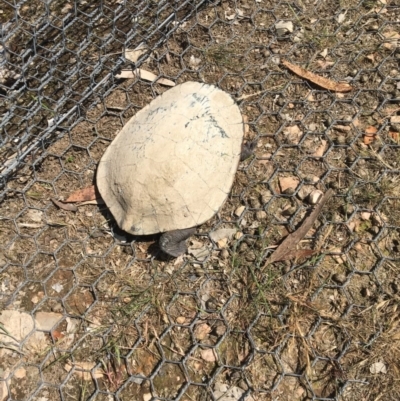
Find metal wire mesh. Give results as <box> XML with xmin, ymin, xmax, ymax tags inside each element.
<box><xmin>1</xmin><ymin>0</ymin><xmax>400</xmax><ymax>400</ymax></box>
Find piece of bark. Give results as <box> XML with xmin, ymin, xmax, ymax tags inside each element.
<box><xmin>65</xmin><ymin>185</ymin><xmax>97</xmax><ymax>202</ymax></box>
<box><xmin>263</xmin><ymin>189</ymin><xmax>334</xmax><ymax>266</ymax></box>
<box><xmin>282</xmin><ymin>60</ymin><xmax>353</xmax><ymax>93</ymax></box>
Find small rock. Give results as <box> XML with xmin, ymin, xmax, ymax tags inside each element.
<box><xmin>235</xmin><ymin>232</ymin><xmax>244</xmax><ymax>240</ymax></box>
<box><xmin>0</xmin><ymin>310</ymin><xmax>35</xmax><ymax>347</ymax></box>
<box><xmin>26</xmin><ymin>209</ymin><xmax>43</xmax><ymax>222</ymax></box>
<box><xmin>31</xmin><ymin>295</ymin><xmax>39</xmax><ymax>304</ymax></box>
<box><xmin>234</xmin><ymin>205</ymin><xmax>246</xmax><ymax>217</ymax></box>
<box><xmin>51</xmin><ymin>283</ymin><xmax>64</xmax><ymax>293</ymax></box>
<box><xmin>51</xmin><ymin>302</ymin><xmax>63</xmax><ymax>313</ymax></box>
<box><xmin>313</xmin><ymin>139</ymin><xmax>327</xmax><ymax>158</ymax></box>
<box><xmin>255</xmin><ymin>210</ymin><xmax>267</xmax><ymax>220</ymax></box>
<box><xmin>332</xmin><ymin>273</ymin><xmax>347</xmax><ymax>284</ymax></box>
<box><xmin>371</xmin><ymin>213</ymin><xmax>385</xmax><ymax>226</ymax></box>
<box><xmin>275</xmin><ymin>20</ymin><xmax>294</xmax><ymax>35</ymax></box>
<box><xmin>249</xmin><ymin>197</ymin><xmax>261</xmax><ymax>208</ymax></box>
<box><xmin>200</xmin><ymin>348</ymin><xmax>217</xmax><ymax>362</ymax></box>
<box><xmin>0</xmin><ymin>255</ymin><xmax>6</xmax><ymax>268</ymax></box>
<box><xmin>279</xmin><ymin>176</ymin><xmax>300</xmax><ymax>193</ymax></box>
<box><xmin>341</xmin><ymin>204</ymin><xmax>355</xmax><ymax>215</ymax></box>
<box><xmin>308</xmin><ymin>189</ymin><xmax>323</xmax><ymax>204</ymax></box>
<box><xmin>336</xmin><ymin>135</ymin><xmax>346</xmax><ymax>144</ymax></box>
<box><xmin>194</xmin><ymin>323</ymin><xmax>211</xmax><ymax>340</ymax></box>
<box><xmin>217</xmin><ymin>238</ymin><xmax>228</xmax><ymax>248</ymax></box>
<box><xmin>245</xmin><ymin>251</ymin><xmax>256</xmax><ymax>262</ymax></box>
<box><xmin>0</xmin><ymin>369</ymin><xmax>9</xmax><ymax>401</ymax></box>
<box><xmin>190</xmin><ymin>239</ymin><xmax>204</xmax><ymax>249</ymax></box>
<box><xmin>260</xmin><ymin>190</ymin><xmax>273</xmax><ymax>204</ymax></box>
<box><xmin>214</xmin><ymin>323</ymin><xmax>227</xmax><ymax>336</ymax></box>
<box><xmin>143</xmin><ymin>393</ymin><xmax>152</xmax><ymax>401</ymax></box>
<box><xmin>189</xmin><ymin>55</ymin><xmax>202</xmax><ymax>69</ymax></box>
<box><xmin>361</xmin><ymin>212</ymin><xmax>371</xmax><ymax>220</ymax></box>
<box><xmin>370</xmin><ymin>225</ymin><xmax>380</xmax><ymax>235</ymax></box>
<box><xmin>297</xmin><ymin>186</ymin><xmax>311</xmax><ymax>200</ymax></box>
<box><xmin>205</xmin><ymin>299</ymin><xmax>218</xmax><ymax>311</ymax></box>
<box><xmin>209</xmin><ymin>228</ymin><xmax>237</xmax><ymax>242</ymax></box>
<box><xmin>176</xmin><ymin>316</ymin><xmax>186</xmax><ymax>324</ymax></box>
<box><xmin>35</xmin><ymin>312</ymin><xmax>63</xmax><ymax>331</ymax></box>
<box><xmin>219</xmin><ymin>249</ymin><xmax>229</xmax><ymax>259</ymax></box>
<box><xmin>189</xmin><ymin>246</ymin><xmax>209</xmax><ymax>260</ymax></box>
<box><xmin>13</xmin><ymin>367</ymin><xmax>26</xmax><ymax>379</ymax></box>
<box><xmin>213</xmin><ymin>382</ymin><xmax>255</xmax><ymax>401</ymax></box>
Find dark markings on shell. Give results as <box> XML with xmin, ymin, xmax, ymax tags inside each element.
<box><xmin>146</xmin><ymin>106</ymin><xmax>169</xmax><ymax>120</ymax></box>
<box><xmin>184</xmin><ymin>93</ymin><xmax>228</xmax><ymax>139</ymax></box>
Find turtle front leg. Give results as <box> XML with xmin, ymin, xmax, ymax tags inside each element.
<box><xmin>240</xmin><ymin>140</ymin><xmax>257</xmax><ymax>161</ymax></box>
<box><xmin>159</xmin><ymin>227</ymin><xmax>197</xmax><ymax>257</ymax></box>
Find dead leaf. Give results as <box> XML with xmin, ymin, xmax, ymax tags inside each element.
<box><xmin>363</xmin><ymin>126</ymin><xmax>378</xmax><ymax>145</ymax></box>
<box><xmin>51</xmin><ymin>198</ymin><xmax>78</xmax><ymax>212</ymax></box>
<box><xmin>282</xmin><ymin>60</ymin><xmax>353</xmax><ymax>93</ymax></box>
<box><xmin>313</xmin><ymin>139</ymin><xmax>327</xmax><ymax>157</ymax></box>
<box><xmin>66</xmin><ymin>185</ymin><xmax>97</xmax><ymax>202</ymax></box>
<box><xmin>200</xmin><ymin>349</ymin><xmax>217</xmax><ymax>362</ymax></box>
<box><xmin>263</xmin><ymin>189</ymin><xmax>334</xmax><ymax>266</ymax></box>
<box><xmin>115</xmin><ymin>69</ymin><xmax>175</xmax><ymax>86</ymax></box>
<box><xmin>125</xmin><ymin>44</ymin><xmax>147</xmax><ymax>63</ymax></box>
<box><xmin>279</xmin><ymin>176</ymin><xmax>300</xmax><ymax>193</ymax></box>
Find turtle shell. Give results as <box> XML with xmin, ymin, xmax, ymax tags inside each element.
<box><xmin>97</xmin><ymin>81</ymin><xmax>243</xmax><ymax>235</ymax></box>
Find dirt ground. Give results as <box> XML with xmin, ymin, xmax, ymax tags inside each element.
<box><xmin>1</xmin><ymin>0</ymin><xmax>400</xmax><ymax>400</ymax></box>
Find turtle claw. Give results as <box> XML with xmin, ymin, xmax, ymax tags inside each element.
<box><xmin>159</xmin><ymin>227</ymin><xmax>197</xmax><ymax>257</ymax></box>
<box><xmin>240</xmin><ymin>140</ymin><xmax>257</xmax><ymax>161</ymax></box>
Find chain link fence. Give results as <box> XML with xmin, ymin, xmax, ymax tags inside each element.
<box><xmin>1</xmin><ymin>0</ymin><xmax>400</xmax><ymax>400</ymax></box>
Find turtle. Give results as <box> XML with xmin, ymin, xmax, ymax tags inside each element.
<box><xmin>97</xmin><ymin>81</ymin><xmax>255</xmax><ymax>257</ymax></box>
